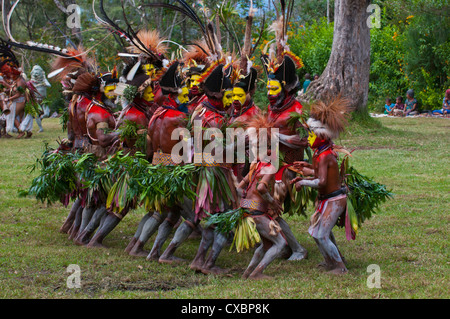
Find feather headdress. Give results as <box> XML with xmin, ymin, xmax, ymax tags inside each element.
<box><xmin>306</xmin><ymin>95</ymin><xmax>351</xmax><ymax>140</ymax></box>
<box><xmin>1</xmin><ymin>1</ymin><xmax>96</xmax><ymax>82</ymax></box>
<box><xmin>183</xmin><ymin>39</ymin><xmax>211</xmax><ymax>75</ymax></box>
<box><xmin>141</xmin><ymin>0</ymin><xmax>223</xmax><ymax>62</ymax></box>
<box><xmin>260</xmin><ymin>0</ymin><xmax>303</xmax><ymax>93</ymax></box>
<box><xmin>126</xmin><ymin>29</ymin><xmax>168</xmax><ymax>62</ymax></box>
<box><xmin>0</xmin><ymin>38</ymin><xmax>20</xmax><ymax>70</ymax></box>
<box><xmin>49</xmin><ymin>45</ymin><xmax>95</xmax><ymax>81</ymax></box>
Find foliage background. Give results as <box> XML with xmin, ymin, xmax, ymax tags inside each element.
<box><xmin>1</xmin><ymin>0</ymin><xmax>448</xmax><ymax>112</ymax></box>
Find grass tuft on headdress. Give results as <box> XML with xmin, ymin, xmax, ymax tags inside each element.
<box><xmin>308</xmin><ymin>94</ymin><xmax>351</xmax><ymax>139</ymax></box>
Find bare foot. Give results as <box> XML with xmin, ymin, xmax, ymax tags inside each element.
<box><xmin>158</xmin><ymin>255</ymin><xmax>187</xmax><ymax>264</ymax></box>
<box><xmin>327</xmin><ymin>267</ymin><xmax>348</xmax><ymax>275</ymax></box>
<box><xmin>73</xmin><ymin>237</ymin><xmax>89</xmax><ymax>246</ymax></box>
<box><xmin>317</xmin><ymin>261</ymin><xmax>333</xmax><ymax>271</ymax></box>
<box><xmin>242</xmin><ymin>269</ymin><xmax>254</xmax><ymax>279</ymax></box>
<box><xmin>200</xmin><ymin>266</ymin><xmax>229</xmax><ymax>275</ymax></box>
<box><xmin>87</xmin><ymin>241</ymin><xmax>107</xmax><ymax>249</ymax></box>
<box><xmin>288</xmin><ymin>251</ymin><xmax>308</xmax><ymax>261</ymax></box>
<box><xmin>248</xmin><ymin>273</ymin><xmax>273</xmax><ymax>280</ymax></box>
<box><xmin>59</xmin><ymin>225</ymin><xmax>71</xmax><ymax>234</ymax></box>
<box><xmin>189</xmin><ymin>260</ymin><xmax>205</xmax><ymax>272</ymax></box>
<box><xmin>124</xmin><ymin>238</ymin><xmax>137</xmax><ymax>253</ymax></box>
<box><xmin>146</xmin><ymin>251</ymin><xmax>160</xmax><ymax>261</ymax></box>
<box><xmin>128</xmin><ymin>240</ymin><xmax>148</xmax><ymax>257</ymax></box>
<box><xmin>129</xmin><ymin>247</ymin><xmax>149</xmax><ymax>257</ymax></box>
<box><xmin>16</xmin><ymin>132</ymin><xmax>25</xmax><ymax>139</ymax></box>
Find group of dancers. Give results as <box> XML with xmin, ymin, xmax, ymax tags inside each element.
<box><xmin>0</xmin><ymin>57</ymin><xmax>51</xmax><ymax>139</ymax></box>
<box><xmin>4</xmin><ymin>1</ymin><xmax>391</xmax><ymax>279</ymax></box>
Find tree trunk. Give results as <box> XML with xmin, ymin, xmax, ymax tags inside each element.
<box><xmin>302</xmin><ymin>0</ymin><xmax>371</xmax><ymax>112</ymax></box>
<box><xmin>54</xmin><ymin>0</ymin><xmax>83</xmax><ymax>45</ymax></box>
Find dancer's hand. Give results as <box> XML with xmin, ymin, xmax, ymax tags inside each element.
<box><xmin>269</xmin><ymin>199</ymin><xmax>283</xmax><ymax>216</ymax></box>
<box><xmin>290</xmin><ymin>176</ymin><xmax>303</xmax><ymax>185</ymax></box>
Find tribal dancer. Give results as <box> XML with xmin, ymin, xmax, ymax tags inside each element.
<box><xmin>182</xmin><ymin>41</ymin><xmax>209</xmax><ymax>112</ymax></box>
<box><xmin>0</xmin><ymin>41</ymin><xmax>33</xmax><ymax>138</ymax></box>
<box><xmin>259</xmin><ymin>8</ymin><xmax>309</xmax><ymax>261</ymax></box>
<box><xmin>290</xmin><ymin>97</ymin><xmax>350</xmax><ymax>274</ymax></box>
<box><xmin>227</xmin><ymin>6</ymin><xmax>263</xmax><ymax>182</ymax></box>
<box><xmin>29</xmin><ymin>65</ymin><xmax>51</xmax><ymax>133</ymax></box>
<box><xmin>87</xmin><ymin>3</ymin><xmax>172</xmax><ymax>247</ymax></box>
<box><xmin>186</xmin><ymin>60</ymin><xmax>239</xmax><ymax>274</ymax></box>
<box><xmin>141</xmin><ymin>0</ymin><xmax>238</xmax><ymax>272</ymax></box>
<box><xmin>126</xmin><ymin>61</ymin><xmax>192</xmax><ymax>258</ymax></box>
<box><xmin>69</xmin><ymin>71</ymin><xmax>120</xmax><ymax>245</ymax></box>
<box><xmin>228</xmin><ymin>1</ymin><xmax>262</xmax><ymax>125</ymax></box>
<box><xmin>236</xmin><ymin>113</ymin><xmax>289</xmax><ymax>280</ymax></box>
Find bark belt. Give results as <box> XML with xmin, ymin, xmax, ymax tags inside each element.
<box><xmin>318</xmin><ymin>187</ymin><xmax>347</xmax><ymax>201</ymax></box>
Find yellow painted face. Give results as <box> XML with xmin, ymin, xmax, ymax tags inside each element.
<box><xmin>103</xmin><ymin>85</ymin><xmax>116</xmax><ymax>99</ymax></box>
<box><xmin>232</xmin><ymin>87</ymin><xmax>247</xmax><ymax>106</ymax></box>
<box><xmin>143</xmin><ymin>64</ymin><xmax>155</xmax><ymax>77</ymax></box>
<box><xmin>267</xmin><ymin>80</ymin><xmax>282</xmax><ymax>96</ymax></box>
<box><xmin>178</xmin><ymin>87</ymin><xmax>190</xmax><ymax>104</ymax></box>
<box><xmin>189</xmin><ymin>75</ymin><xmax>201</xmax><ymax>89</ymax></box>
<box><xmin>307</xmin><ymin>131</ymin><xmax>317</xmax><ymax>148</ymax></box>
<box><xmin>142</xmin><ymin>86</ymin><xmax>154</xmax><ymax>102</ymax></box>
<box><xmin>222</xmin><ymin>89</ymin><xmax>233</xmax><ymax>108</ymax></box>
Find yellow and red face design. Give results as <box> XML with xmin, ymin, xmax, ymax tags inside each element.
<box><xmin>142</xmin><ymin>64</ymin><xmax>155</xmax><ymax>77</ymax></box>
<box><xmin>232</xmin><ymin>87</ymin><xmax>247</xmax><ymax>109</ymax></box>
<box><xmin>188</xmin><ymin>74</ymin><xmax>202</xmax><ymax>95</ymax></box>
<box><xmin>221</xmin><ymin>89</ymin><xmax>233</xmax><ymax>108</ymax></box>
<box><xmin>103</xmin><ymin>84</ymin><xmax>116</xmax><ymax>99</ymax></box>
<box><xmin>267</xmin><ymin>79</ymin><xmax>282</xmax><ymax>105</ymax></box>
<box><xmin>308</xmin><ymin>131</ymin><xmax>317</xmax><ymax>148</ymax></box>
<box><xmin>308</xmin><ymin>130</ymin><xmax>327</xmax><ymax>149</ymax></box>
<box><xmin>178</xmin><ymin>87</ymin><xmax>190</xmax><ymax>104</ymax></box>
<box><xmin>142</xmin><ymin>85</ymin><xmax>155</xmax><ymax>102</ymax></box>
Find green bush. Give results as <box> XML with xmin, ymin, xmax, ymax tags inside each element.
<box><xmin>289</xmin><ymin>18</ymin><xmax>334</xmax><ymax>80</ymax></box>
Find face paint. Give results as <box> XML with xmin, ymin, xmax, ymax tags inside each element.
<box><xmin>103</xmin><ymin>85</ymin><xmax>116</xmax><ymax>99</ymax></box>
<box><xmin>267</xmin><ymin>80</ymin><xmax>282</xmax><ymax>96</ymax></box>
<box><xmin>142</xmin><ymin>86</ymin><xmax>155</xmax><ymax>102</ymax></box>
<box><xmin>232</xmin><ymin>87</ymin><xmax>247</xmax><ymax>109</ymax></box>
<box><xmin>222</xmin><ymin>89</ymin><xmax>233</xmax><ymax>108</ymax></box>
<box><xmin>142</xmin><ymin>64</ymin><xmax>155</xmax><ymax>77</ymax></box>
<box><xmin>308</xmin><ymin>130</ymin><xmax>327</xmax><ymax>149</ymax></box>
<box><xmin>177</xmin><ymin>87</ymin><xmax>190</xmax><ymax>104</ymax></box>
<box><xmin>308</xmin><ymin>131</ymin><xmax>317</xmax><ymax>148</ymax></box>
<box><xmin>267</xmin><ymin>80</ymin><xmax>283</xmax><ymax>106</ymax></box>
<box><xmin>189</xmin><ymin>74</ymin><xmax>202</xmax><ymax>95</ymax></box>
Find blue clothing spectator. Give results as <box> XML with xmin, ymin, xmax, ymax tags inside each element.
<box><xmin>433</xmin><ymin>89</ymin><xmax>450</xmax><ymax>115</ymax></box>
<box><xmin>384</xmin><ymin>98</ymin><xmax>395</xmax><ymax>114</ymax></box>
<box><xmin>302</xmin><ymin>73</ymin><xmax>311</xmax><ymax>93</ymax></box>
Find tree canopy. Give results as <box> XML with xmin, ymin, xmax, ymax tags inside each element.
<box><xmin>2</xmin><ymin>0</ymin><xmax>448</xmax><ymax>111</ymax></box>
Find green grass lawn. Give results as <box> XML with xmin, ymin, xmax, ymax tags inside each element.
<box><xmin>0</xmin><ymin>117</ymin><xmax>448</xmax><ymax>299</ymax></box>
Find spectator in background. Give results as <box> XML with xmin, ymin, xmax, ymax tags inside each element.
<box><xmin>303</xmin><ymin>73</ymin><xmax>311</xmax><ymax>92</ymax></box>
<box><xmin>384</xmin><ymin>98</ymin><xmax>395</xmax><ymax>115</ymax></box>
<box><xmin>313</xmin><ymin>74</ymin><xmax>319</xmax><ymax>81</ymax></box>
<box><xmin>432</xmin><ymin>89</ymin><xmax>450</xmax><ymax>116</ymax></box>
<box><xmin>405</xmin><ymin>89</ymin><xmax>419</xmax><ymax>116</ymax></box>
<box><xmin>392</xmin><ymin>96</ymin><xmax>405</xmax><ymax>116</ymax></box>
